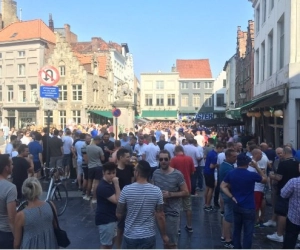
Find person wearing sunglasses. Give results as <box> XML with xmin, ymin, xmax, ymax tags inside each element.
<box><xmin>152</xmin><ymin>150</ymin><xmax>189</xmax><ymax>249</ymax></box>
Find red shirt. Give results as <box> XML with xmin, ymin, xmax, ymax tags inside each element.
<box><xmin>170</xmin><ymin>154</ymin><xmax>195</xmax><ymax>193</ymax></box>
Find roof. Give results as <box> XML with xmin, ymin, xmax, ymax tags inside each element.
<box><xmin>0</xmin><ymin>19</ymin><xmax>56</xmax><ymax>44</ymax></box>
<box><xmin>176</xmin><ymin>59</ymin><xmax>212</xmax><ymax>78</ymax></box>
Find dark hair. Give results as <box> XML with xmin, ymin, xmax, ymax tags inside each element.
<box><xmin>103</xmin><ymin>132</ymin><xmax>110</xmax><ymax>137</ymax></box>
<box><xmin>34</xmin><ymin>133</ymin><xmax>42</xmax><ymax>141</ymax></box>
<box><xmin>131</xmin><ymin>136</ymin><xmax>137</xmax><ymax>141</ymax></box>
<box><xmin>267</xmin><ymin>142</ymin><xmax>273</xmax><ymax>148</ymax></box>
<box><xmin>66</xmin><ymin>129</ymin><xmax>72</xmax><ymax>135</ymax></box>
<box><xmin>188</xmin><ymin>138</ymin><xmax>194</xmax><ymax>144</ymax></box>
<box><xmin>103</xmin><ymin>162</ymin><xmax>117</xmax><ymax>172</ymax></box>
<box><xmin>136</xmin><ymin>160</ymin><xmax>151</xmax><ymax>179</ymax></box>
<box><xmin>159</xmin><ymin>150</ymin><xmax>171</xmax><ymax>159</ymax></box>
<box><xmin>249</xmin><ymin>144</ymin><xmax>258</xmax><ymax>152</ymax></box>
<box><xmin>110</xmin><ymin>132</ymin><xmax>115</xmax><ymax>137</ymax></box>
<box><xmin>116</xmin><ymin>148</ymin><xmax>130</xmax><ymax>160</ymax></box>
<box><xmin>174</xmin><ymin>145</ymin><xmax>184</xmax><ymax>153</ymax></box>
<box><xmin>226</xmin><ymin>142</ymin><xmax>235</xmax><ymax>149</ymax></box>
<box><xmin>115</xmin><ymin>140</ymin><xmax>121</xmax><ymax>147</ymax></box>
<box><xmin>225</xmin><ymin>148</ymin><xmax>236</xmax><ymax>158</ymax></box>
<box><xmin>129</xmin><ymin>132</ymin><xmax>134</xmax><ymax>136</ymax></box>
<box><xmin>151</xmin><ymin>136</ymin><xmax>156</xmax><ymax>143</ymax></box>
<box><xmin>216</xmin><ymin>143</ymin><xmax>224</xmax><ymax>149</ymax></box>
<box><xmin>10</xmin><ymin>135</ymin><xmax>17</xmax><ymax>141</ymax></box>
<box><xmin>122</xmin><ymin>133</ymin><xmax>128</xmax><ymax>137</ymax></box>
<box><xmin>43</xmin><ymin>127</ymin><xmax>49</xmax><ymax>133</ymax></box>
<box><xmin>80</xmin><ymin>133</ymin><xmax>86</xmax><ymax>140</ymax></box>
<box><xmin>170</xmin><ymin>136</ymin><xmax>176</xmax><ymax>141</ymax></box>
<box><xmin>0</xmin><ymin>154</ymin><xmax>10</xmax><ymax>174</ymax></box>
<box><xmin>118</xmin><ymin>133</ymin><xmax>123</xmax><ymax>139</ymax></box>
<box><xmin>18</xmin><ymin>144</ymin><xmax>28</xmax><ymax>154</ymax></box>
<box><xmin>208</xmin><ymin>138</ymin><xmax>215</xmax><ymax>145</ymax></box>
<box><xmin>53</xmin><ymin>129</ymin><xmax>59</xmax><ymax>136</ymax></box>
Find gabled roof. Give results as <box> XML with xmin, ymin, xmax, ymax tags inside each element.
<box><xmin>0</xmin><ymin>19</ymin><xmax>56</xmax><ymax>44</ymax></box>
<box><xmin>176</xmin><ymin>59</ymin><xmax>212</xmax><ymax>78</ymax></box>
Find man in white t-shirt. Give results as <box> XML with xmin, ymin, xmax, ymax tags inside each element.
<box><xmin>164</xmin><ymin>136</ymin><xmax>177</xmax><ymax>159</ymax></box>
<box><xmin>194</xmin><ymin>130</ymin><xmax>205</xmax><ymax>147</ymax></box>
<box><xmin>247</xmin><ymin>148</ymin><xmax>266</xmax><ymax>227</ymax></box>
<box><xmin>134</xmin><ymin>136</ymin><xmax>147</xmax><ymax>161</ymax></box>
<box><xmin>142</xmin><ymin>135</ymin><xmax>160</xmax><ymax>179</ymax></box>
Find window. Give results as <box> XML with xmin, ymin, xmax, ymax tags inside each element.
<box><xmin>181</xmin><ymin>94</ymin><xmax>189</xmax><ymax>107</ymax></box>
<box><xmin>193</xmin><ymin>82</ymin><xmax>200</xmax><ymax>89</ymax></box>
<box><xmin>0</xmin><ymin>65</ymin><xmax>2</xmax><ymax>77</ymax></box>
<box><xmin>256</xmin><ymin>5</ymin><xmax>260</xmax><ymax>33</ymax></box>
<box><xmin>0</xmin><ymin>86</ymin><xmax>2</xmax><ymax>101</ymax></box>
<box><xmin>72</xmin><ymin>85</ymin><xmax>82</xmax><ymax>101</ymax></box>
<box><xmin>145</xmin><ymin>94</ymin><xmax>153</xmax><ymax>106</ymax></box>
<box><xmin>7</xmin><ymin>86</ymin><xmax>13</xmax><ymax>102</ymax></box>
<box><xmin>181</xmin><ymin>82</ymin><xmax>188</xmax><ymax>89</ymax></box>
<box><xmin>255</xmin><ymin>49</ymin><xmax>260</xmax><ymax>84</ymax></box>
<box><xmin>204</xmin><ymin>82</ymin><xmax>212</xmax><ymax>89</ymax></box>
<box><xmin>261</xmin><ymin>41</ymin><xmax>266</xmax><ymax>80</ymax></box>
<box><xmin>193</xmin><ymin>94</ymin><xmax>200</xmax><ymax>107</ymax></box>
<box><xmin>156</xmin><ymin>94</ymin><xmax>164</xmax><ymax>106</ymax></box>
<box><xmin>30</xmin><ymin>85</ymin><xmax>37</xmax><ymax>103</ymax></box>
<box><xmin>278</xmin><ymin>15</ymin><xmax>285</xmax><ymax>69</ymax></box>
<box><xmin>44</xmin><ymin>111</ymin><xmax>53</xmax><ymax>125</ymax></box>
<box><xmin>59</xmin><ymin>111</ymin><xmax>67</xmax><ymax>128</ymax></box>
<box><xmin>216</xmin><ymin>94</ymin><xmax>225</xmax><ymax>107</ymax></box>
<box><xmin>73</xmin><ymin>110</ymin><xmax>81</xmax><ymax>124</ymax></box>
<box><xmin>59</xmin><ymin>66</ymin><xmax>66</xmax><ymax>76</ymax></box>
<box><xmin>270</xmin><ymin>0</ymin><xmax>274</xmax><ymax>12</ymax></box>
<box><xmin>223</xmin><ymin>79</ymin><xmax>226</xmax><ymax>88</ymax></box>
<box><xmin>167</xmin><ymin>94</ymin><xmax>175</xmax><ymax>106</ymax></box>
<box><xmin>18</xmin><ymin>64</ymin><xmax>25</xmax><ymax>76</ymax></box>
<box><xmin>19</xmin><ymin>85</ymin><xmax>26</xmax><ymax>102</ymax></box>
<box><xmin>204</xmin><ymin>94</ymin><xmax>212</xmax><ymax>107</ymax></box>
<box><xmin>156</xmin><ymin>81</ymin><xmax>164</xmax><ymax>89</ymax></box>
<box><xmin>268</xmin><ymin>31</ymin><xmax>273</xmax><ymax>76</ymax></box>
<box><xmin>59</xmin><ymin>85</ymin><xmax>68</xmax><ymax>101</ymax></box>
<box><xmin>18</xmin><ymin>51</ymin><xmax>25</xmax><ymax>57</ymax></box>
<box><xmin>262</xmin><ymin>0</ymin><xmax>266</xmax><ymax>23</ymax></box>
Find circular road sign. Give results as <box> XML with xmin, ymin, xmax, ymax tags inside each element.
<box><xmin>112</xmin><ymin>108</ymin><xmax>121</xmax><ymax>118</ymax></box>
<box><xmin>38</xmin><ymin>65</ymin><xmax>60</xmax><ymax>86</ymax></box>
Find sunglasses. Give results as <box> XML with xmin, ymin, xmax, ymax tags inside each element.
<box><xmin>159</xmin><ymin>158</ymin><xmax>169</xmax><ymax>162</ymax></box>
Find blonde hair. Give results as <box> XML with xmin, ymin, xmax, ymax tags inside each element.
<box><xmin>22</xmin><ymin>177</ymin><xmax>43</xmax><ymax>201</ymax></box>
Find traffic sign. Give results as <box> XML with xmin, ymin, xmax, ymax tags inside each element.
<box><xmin>38</xmin><ymin>65</ymin><xmax>60</xmax><ymax>86</ymax></box>
<box><xmin>112</xmin><ymin>108</ymin><xmax>121</xmax><ymax>117</ymax></box>
<box><xmin>43</xmin><ymin>98</ymin><xmax>58</xmax><ymax>110</ymax></box>
<box><xmin>40</xmin><ymin>86</ymin><xmax>59</xmax><ymax>98</ymax></box>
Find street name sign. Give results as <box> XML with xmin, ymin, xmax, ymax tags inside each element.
<box><xmin>40</xmin><ymin>86</ymin><xmax>59</xmax><ymax>98</ymax></box>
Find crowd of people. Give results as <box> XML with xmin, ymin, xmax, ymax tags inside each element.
<box><xmin>0</xmin><ymin>120</ymin><xmax>300</xmax><ymax>249</ymax></box>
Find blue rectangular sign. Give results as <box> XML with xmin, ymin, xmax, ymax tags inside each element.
<box><xmin>40</xmin><ymin>86</ymin><xmax>59</xmax><ymax>98</ymax></box>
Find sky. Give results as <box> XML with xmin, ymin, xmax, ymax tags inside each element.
<box><xmin>14</xmin><ymin>0</ymin><xmax>254</xmax><ymax>79</ymax></box>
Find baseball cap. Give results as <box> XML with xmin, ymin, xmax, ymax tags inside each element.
<box><xmin>236</xmin><ymin>153</ymin><xmax>252</xmax><ymax>167</ymax></box>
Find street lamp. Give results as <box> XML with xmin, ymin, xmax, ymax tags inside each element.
<box><xmin>240</xmin><ymin>88</ymin><xmax>246</xmax><ymax>99</ymax></box>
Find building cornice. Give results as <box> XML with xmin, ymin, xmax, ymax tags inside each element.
<box><xmin>179</xmin><ymin>78</ymin><xmax>215</xmax><ymax>81</ymax></box>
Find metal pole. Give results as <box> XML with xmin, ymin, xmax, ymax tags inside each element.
<box><xmin>46</xmin><ymin>110</ymin><xmax>50</xmax><ymax>168</ymax></box>
<box><xmin>115</xmin><ymin>118</ymin><xmax>118</xmax><ymax>140</ymax></box>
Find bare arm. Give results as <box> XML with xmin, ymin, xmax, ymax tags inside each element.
<box><xmin>116</xmin><ymin>202</ymin><xmax>126</xmax><ymax>220</ymax></box>
<box><xmin>38</xmin><ymin>153</ymin><xmax>43</xmax><ymax>165</ymax></box>
<box><xmin>163</xmin><ymin>182</ymin><xmax>189</xmax><ymax>198</ymax></box>
<box><xmin>250</xmin><ymin>161</ymin><xmax>267</xmax><ymax>183</ymax></box>
<box><xmin>155</xmin><ymin>204</ymin><xmax>169</xmax><ymax>245</ymax></box>
<box><xmin>107</xmin><ymin>178</ymin><xmax>121</xmax><ymax>204</ymax></box>
<box><xmin>13</xmin><ymin>211</ymin><xmax>24</xmax><ymax>249</ymax></box>
<box><xmin>7</xmin><ymin>201</ymin><xmax>16</xmax><ymax>234</ymax></box>
<box><xmin>220</xmin><ymin>181</ymin><xmax>237</xmax><ymax>203</ymax></box>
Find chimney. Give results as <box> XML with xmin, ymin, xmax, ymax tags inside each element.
<box><xmin>171</xmin><ymin>64</ymin><xmax>176</xmax><ymax>72</ymax></box>
<box><xmin>64</xmin><ymin>24</ymin><xmax>71</xmax><ymax>43</ymax></box>
<box><xmin>49</xmin><ymin>13</ymin><xmax>54</xmax><ymax>32</ymax></box>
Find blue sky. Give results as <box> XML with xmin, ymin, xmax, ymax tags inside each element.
<box><xmin>16</xmin><ymin>0</ymin><xmax>254</xmax><ymax>78</ymax></box>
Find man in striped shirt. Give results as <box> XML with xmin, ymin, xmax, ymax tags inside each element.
<box><xmin>116</xmin><ymin>160</ymin><xmax>169</xmax><ymax>249</ymax></box>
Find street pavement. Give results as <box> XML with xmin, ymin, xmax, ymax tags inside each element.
<box><xmin>53</xmin><ymin>180</ymin><xmax>286</xmax><ymax>249</ymax></box>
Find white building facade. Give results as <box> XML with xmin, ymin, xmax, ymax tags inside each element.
<box><xmin>250</xmin><ymin>0</ymin><xmax>300</xmax><ymax>147</ymax></box>
<box><xmin>213</xmin><ymin>71</ymin><xmax>227</xmax><ymax>116</ymax></box>
<box><xmin>224</xmin><ymin>55</ymin><xmax>237</xmax><ymax>118</ymax></box>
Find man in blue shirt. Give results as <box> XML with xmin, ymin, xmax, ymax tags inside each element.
<box><xmin>221</xmin><ymin>153</ymin><xmax>267</xmax><ymax>249</ymax></box>
<box><xmin>28</xmin><ymin>132</ymin><xmax>43</xmax><ymax>179</ymax></box>
<box><xmin>203</xmin><ymin>143</ymin><xmax>224</xmax><ymax>211</ymax></box>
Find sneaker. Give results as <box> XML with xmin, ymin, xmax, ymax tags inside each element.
<box><xmin>83</xmin><ymin>195</ymin><xmax>90</xmax><ymax>201</ymax></box>
<box><xmin>204</xmin><ymin>206</ymin><xmax>213</xmax><ymax>212</ymax></box>
<box><xmin>72</xmin><ymin>180</ymin><xmax>77</xmax><ymax>184</ymax></box>
<box><xmin>263</xmin><ymin>220</ymin><xmax>277</xmax><ymax>227</ymax></box>
<box><xmin>254</xmin><ymin>223</ymin><xmax>260</xmax><ymax>228</ymax></box>
<box><xmin>224</xmin><ymin>241</ymin><xmax>234</xmax><ymax>249</ymax></box>
<box><xmin>267</xmin><ymin>232</ymin><xmax>283</xmax><ymax>242</ymax></box>
<box><xmin>185</xmin><ymin>225</ymin><xmax>193</xmax><ymax>233</ymax></box>
<box><xmin>178</xmin><ymin>229</ymin><xmax>181</xmax><ymax>235</ymax></box>
<box><xmin>259</xmin><ymin>223</ymin><xmax>266</xmax><ymax>228</ymax></box>
<box><xmin>221</xmin><ymin>237</ymin><xmax>226</xmax><ymax>243</ymax></box>
<box><xmin>91</xmin><ymin>199</ymin><xmax>97</xmax><ymax>204</ymax></box>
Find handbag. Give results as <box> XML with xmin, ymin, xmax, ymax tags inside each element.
<box><xmin>47</xmin><ymin>201</ymin><xmax>71</xmax><ymax>248</ymax></box>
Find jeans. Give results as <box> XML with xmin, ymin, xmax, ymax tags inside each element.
<box><xmin>233</xmin><ymin>204</ymin><xmax>255</xmax><ymax>249</ymax></box>
<box><xmin>214</xmin><ymin>170</ymin><xmax>220</xmax><ymax>205</ymax></box>
<box><xmin>0</xmin><ymin>231</ymin><xmax>14</xmax><ymax>249</ymax></box>
<box><xmin>122</xmin><ymin>235</ymin><xmax>156</xmax><ymax>249</ymax></box>
<box><xmin>283</xmin><ymin>217</ymin><xmax>300</xmax><ymax>249</ymax></box>
<box><xmin>191</xmin><ymin>166</ymin><xmax>204</xmax><ymax>194</ymax></box>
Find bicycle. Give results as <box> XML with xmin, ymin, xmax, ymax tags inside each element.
<box><xmin>17</xmin><ymin>166</ymin><xmax>68</xmax><ymax>216</ymax></box>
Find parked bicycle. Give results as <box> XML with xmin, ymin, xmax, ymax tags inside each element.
<box><xmin>17</xmin><ymin>166</ymin><xmax>68</xmax><ymax>216</ymax></box>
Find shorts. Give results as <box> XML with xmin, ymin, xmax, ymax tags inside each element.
<box><xmin>165</xmin><ymin>215</ymin><xmax>180</xmax><ymax>246</ymax></box>
<box><xmin>254</xmin><ymin>191</ymin><xmax>264</xmax><ymax>210</ymax></box>
<box><xmin>221</xmin><ymin>193</ymin><xmax>234</xmax><ymax>223</ymax></box>
<box><xmin>275</xmin><ymin>195</ymin><xmax>289</xmax><ymax>216</ymax></box>
<box><xmin>88</xmin><ymin>166</ymin><xmax>103</xmax><ymax>180</ymax></box>
<box><xmin>49</xmin><ymin>156</ymin><xmax>63</xmax><ymax>169</ymax></box>
<box><xmin>182</xmin><ymin>196</ymin><xmax>192</xmax><ymax>211</ymax></box>
<box><xmin>33</xmin><ymin>161</ymin><xmax>42</xmax><ymax>173</ymax></box>
<box><xmin>72</xmin><ymin>157</ymin><xmax>78</xmax><ymax>169</ymax></box>
<box><xmin>204</xmin><ymin>174</ymin><xmax>215</xmax><ymax>189</ymax></box>
<box><xmin>82</xmin><ymin>166</ymin><xmax>88</xmax><ymax>180</ymax></box>
<box><xmin>62</xmin><ymin>154</ymin><xmax>71</xmax><ymax>167</ymax></box>
<box><xmin>77</xmin><ymin>162</ymin><xmax>83</xmax><ymax>175</ymax></box>
<box><xmin>97</xmin><ymin>221</ymin><xmax>117</xmax><ymax>246</ymax></box>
